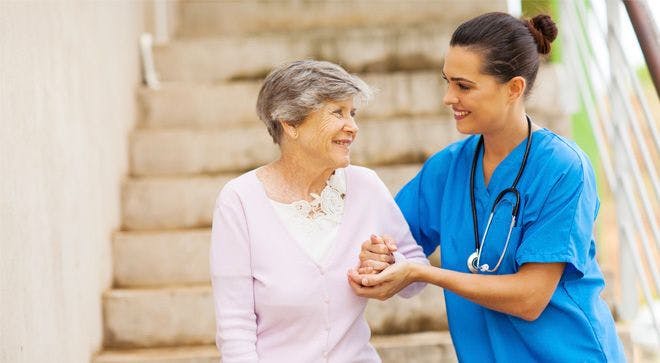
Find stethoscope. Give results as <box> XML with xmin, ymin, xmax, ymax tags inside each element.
<box><xmin>467</xmin><ymin>116</ymin><xmax>532</xmax><ymax>273</ymax></box>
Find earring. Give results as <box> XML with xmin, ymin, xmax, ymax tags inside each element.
<box><xmin>291</xmin><ymin>128</ymin><xmax>298</xmax><ymax>139</ymax></box>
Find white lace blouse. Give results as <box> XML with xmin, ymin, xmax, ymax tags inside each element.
<box><xmin>269</xmin><ymin>168</ymin><xmax>346</xmax><ymax>264</ymax></box>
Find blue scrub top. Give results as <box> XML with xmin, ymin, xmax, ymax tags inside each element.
<box><xmin>396</xmin><ymin>128</ymin><xmax>626</xmax><ymax>362</ymax></box>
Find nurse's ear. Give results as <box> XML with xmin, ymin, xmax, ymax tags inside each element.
<box><xmin>506</xmin><ymin>76</ymin><xmax>527</xmax><ymax>103</ymax></box>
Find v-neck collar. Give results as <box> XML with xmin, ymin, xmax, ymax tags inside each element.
<box><xmin>474</xmin><ymin>128</ymin><xmax>547</xmax><ymax>197</ymax></box>
<box><xmin>251</xmin><ymin>167</ymin><xmax>353</xmax><ymax>270</ymax></box>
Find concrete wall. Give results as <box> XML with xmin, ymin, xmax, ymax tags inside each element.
<box><xmin>0</xmin><ymin>2</ymin><xmax>143</xmax><ymax>362</ymax></box>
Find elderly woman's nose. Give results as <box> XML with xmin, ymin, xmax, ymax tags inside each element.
<box><xmin>344</xmin><ymin>115</ymin><xmax>359</xmax><ymax>132</ymax></box>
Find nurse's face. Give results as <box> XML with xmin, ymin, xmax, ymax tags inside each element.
<box><xmin>442</xmin><ymin>46</ymin><xmax>511</xmax><ymax>135</ymax></box>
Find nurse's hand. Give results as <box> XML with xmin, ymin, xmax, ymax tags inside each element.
<box><xmin>358</xmin><ymin>234</ymin><xmax>397</xmax><ymax>274</ymax></box>
<box><xmin>347</xmin><ymin>262</ymin><xmax>414</xmax><ymax>300</ymax></box>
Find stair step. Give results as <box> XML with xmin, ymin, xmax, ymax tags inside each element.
<box><xmin>154</xmin><ymin>24</ymin><xmax>451</xmax><ymax>82</ymax></box>
<box><xmin>366</xmin><ymin>285</ymin><xmax>448</xmax><ymax>335</ymax></box>
<box><xmin>121</xmin><ymin>164</ymin><xmax>421</xmax><ymax>232</ymax></box>
<box><xmin>115</xmin><ymin>165</ymin><xmax>422</xmax><ymax>287</ymax></box>
<box><xmin>138</xmin><ymin>71</ymin><xmax>448</xmax><ymax>130</ymax></box>
<box><xmin>121</xmin><ymin>176</ymin><xmax>232</xmax><ymax>231</ymax></box>
<box><xmin>130</xmin><ymin>117</ymin><xmax>457</xmax><ymax>177</ymax></box>
<box><xmin>104</xmin><ymin>286</ymin><xmax>215</xmax><ymax>349</ymax></box>
<box><xmin>372</xmin><ymin>331</ymin><xmax>457</xmax><ymax>363</ymax></box>
<box><xmin>113</xmin><ymin>230</ymin><xmax>211</xmax><ymax>287</ymax></box>
<box><xmin>93</xmin><ymin>345</ymin><xmax>217</xmax><ymax>363</ymax></box>
<box><xmin>94</xmin><ymin>331</ymin><xmax>455</xmax><ymax>363</ymax></box>
<box><xmin>103</xmin><ymin>285</ymin><xmax>446</xmax><ymax>349</ymax></box>
<box><xmin>176</xmin><ymin>0</ymin><xmax>506</xmax><ymax>37</ymax></box>
<box><xmin>141</xmin><ymin>62</ymin><xmax>566</xmax><ymax>132</ymax></box>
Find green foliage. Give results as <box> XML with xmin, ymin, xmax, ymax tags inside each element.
<box><xmin>636</xmin><ymin>65</ymin><xmax>651</xmax><ymax>86</ymax></box>
<box><xmin>522</xmin><ymin>0</ymin><xmax>552</xmax><ymax>17</ymax></box>
<box><xmin>521</xmin><ymin>0</ymin><xmax>562</xmax><ymax>63</ymax></box>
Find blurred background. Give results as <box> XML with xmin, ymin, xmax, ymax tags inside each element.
<box><xmin>1</xmin><ymin>0</ymin><xmax>658</xmax><ymax>362</ymax></box>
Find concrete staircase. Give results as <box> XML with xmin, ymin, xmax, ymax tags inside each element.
<box><xmin>93</xmin><ymin>1</ymin><xmax>571</xmax><ymax>362</ymax></box>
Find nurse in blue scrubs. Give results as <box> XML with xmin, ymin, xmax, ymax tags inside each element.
<box><xmin>349</xmin><ymin>12</ymin><xmax>626</xmax><ymax>362</ymax></box>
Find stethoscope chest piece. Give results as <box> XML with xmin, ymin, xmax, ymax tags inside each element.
<box><xmin>467</xmin><ymin>251</ymin><xmax>480</xmax><ymax>273</ymax></box>
<box><xmin>467</xmin><ymin>250</ymin><xmax>490</xmax><ymax>273</ymax></box>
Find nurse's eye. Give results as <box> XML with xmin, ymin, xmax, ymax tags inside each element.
<box><xmin>458</xmin><ymin>83</ymin><xmax>470</xmax><ymax>91</ymax></box>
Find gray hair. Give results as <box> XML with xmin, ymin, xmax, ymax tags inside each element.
<box><xmin>256</xmin><ymin>60</ymin><xmax>373</xmax><ymax>144</ymax></box>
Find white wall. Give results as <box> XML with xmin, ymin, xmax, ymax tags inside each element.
<box><xmin>0</xmin><ymin>2</ymin><xmax>143</xmax><ymax>362</ymax></box>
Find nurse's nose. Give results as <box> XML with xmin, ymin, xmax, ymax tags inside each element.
<box><xmin>443</xmin><ymin>88</ymin><xmax>458</xmax><ymax>106</ymax></box>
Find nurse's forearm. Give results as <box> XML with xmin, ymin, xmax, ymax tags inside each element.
<box><xmin>410</xmin><ymin>262</ymin><xmax>565</xmax><ymax>321</ymax></box>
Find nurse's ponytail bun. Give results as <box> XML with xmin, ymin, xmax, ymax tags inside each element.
<box><xmin>526</xmin><ymin>14</ymin><xmax>558</xmax><ymax>55</ymax></box>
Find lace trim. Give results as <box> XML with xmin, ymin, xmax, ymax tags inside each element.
<box><xmin>274</xmin><ymin>169</ymin><xmax>346</xmax><ymax>224</ymax></box>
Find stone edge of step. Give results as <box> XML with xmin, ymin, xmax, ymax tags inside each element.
<box><xmin>119</xmin><ymin>163</ymin><xmax>425</xmax><ymax>232</ymax></box>
<box><xmin>93</xmin><ymin>331</ymin><xmax>453</xmax><ymax>363</ymax></box>
<box><xmin>175</xmin><ymin>0</ymin><xmax>507</xmax><ymax>38</ymax></box>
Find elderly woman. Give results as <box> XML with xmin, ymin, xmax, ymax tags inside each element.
<box><xmin>210</xmin><ymin>60</ymin><xmax>428</xmax><ymax>362</ymax></box>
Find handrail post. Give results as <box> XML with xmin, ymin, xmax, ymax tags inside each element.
<box><xmin>608</xmin><ymin>0</ymin><xmax>637</xmax><ymax>322</ymax></box>
<box><xmin>622</xmin><ymin>0</ymin><xmax>660</xmax><ymax>95</ymax></box>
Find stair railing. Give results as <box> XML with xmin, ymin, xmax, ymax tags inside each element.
<box><xmin>560</xmin><ymin>0</ymin><xmax>660</xmax><ymax>349</ymax></box>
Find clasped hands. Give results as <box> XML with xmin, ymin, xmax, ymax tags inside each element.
<box><xmin>347</xmin><ymin>234</ymin><xmax>414</xmax><ymax>300</ymax></box>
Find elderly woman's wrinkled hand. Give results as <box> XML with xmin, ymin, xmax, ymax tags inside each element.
<box><xmin>357</xmin><ymin>234</ymin><xmax>397</xmax><ymax>274</ymax></box>
<box><xmin>347</xmin><ymin>261</ymin><xmax>413</xmax><ymax>301</ymax></box>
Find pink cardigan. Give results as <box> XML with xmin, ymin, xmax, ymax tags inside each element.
<box><xmin>210</xmin><ymin>165</ymin><xmax>428</xmax><ymax>362</ymax></box>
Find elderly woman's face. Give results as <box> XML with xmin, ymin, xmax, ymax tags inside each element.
<box><xmin>293</xmin><ymin>98</ymin><xmax>358</xmax><ymax>169</ymax></box>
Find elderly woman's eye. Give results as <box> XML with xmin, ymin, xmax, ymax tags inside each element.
<box><xmin>333</xmin><ymin>110</ymin><xmax>343</xmax><ymax>118</ymax></box>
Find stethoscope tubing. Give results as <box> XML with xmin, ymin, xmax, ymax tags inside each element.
<box><xmin>468</xmin><ymin>116</ymin><xmax>533</xmax><ymax>273</ymax></box>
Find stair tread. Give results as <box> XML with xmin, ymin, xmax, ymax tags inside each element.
<box><xmin>129</xmin><ymin>117</ymin><xmax>456</xmax><ymax>177</ymax></box>
<box><xmin>154</xmin><ymin>23</ymin><xmax>450</xmax><ymax>82</ymax></box>
<box><xmin>132</xmin><ymin>114</ymin><xmax>451</xmax><ymax>133</ymax></box>
<box><xmin>94</xmin><ymin>331</ymin><xmax>453</xmax><ymax>362</ymax></box>
<box><xmin>119</xmin><ymin>163</ymin><xmax>423</xmax><ymax>232</ymax></box>
<box><xmin>176</xmin><ymin>0</ymin><xmax>506</xmax><ymax>37</ymax></box>
<box><xmin>94</xmin><ymin>345</ymin><xmax>218</xmax><ymax>362</ymax></box>
<box><xmin>102</xmin><ymin>282</ymin><xmax>447</xmax><ymax>348</ymax></box>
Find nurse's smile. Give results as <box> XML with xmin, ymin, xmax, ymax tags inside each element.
<box><xmin>452</xmin><ymin>108</ymin><xmax>471</xmax><ymax>121</ymax></box>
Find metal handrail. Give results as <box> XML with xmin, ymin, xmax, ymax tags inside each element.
<box><xmin>579</xmin><ymin>0</ymin><xmax>660</xmax><ymax>153</ymax></box>
<box><xmin>567</xmin><ymin>1</ymin><xmax>660</xmax><ymax>256</ymax></box>
<box><xmin>563</xmin><ymin>5</ymin><xmax>660</xmax><ymax>294</ymax></box>
<box><xmin>574</xmin><ymin>0</ymin><xmax>660</xmax><ymax>206</ymax></box>
<box><xmin>560</xmin><ymin>0</ymin><xmax>660</xmax><ymax>348</ymax></box>
<box><xmin>623</xmin><ymin>0</ymin><xmax>660</xmax><ymax>95</ymax></box>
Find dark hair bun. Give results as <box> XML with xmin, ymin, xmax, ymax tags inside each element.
<box><xmin>528</xmin><ymin>14</ymin><xmax>558</xmax><ymax>54</ymax></box>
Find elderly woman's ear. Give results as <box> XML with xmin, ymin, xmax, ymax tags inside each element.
<box><xmin>280</xmin><ymin>121</ymin><xmax>298</xmax><ymax>140</ymax></box>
